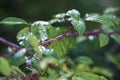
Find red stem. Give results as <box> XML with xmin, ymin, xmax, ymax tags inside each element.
<box><xmin>0</xmin><ymin>30</ymin><xmax>120</xmax><ymax>57</ymax></box>
<box><xmin>39</xmin><ymin>30</ymin><xmax>102</xmax><ymax>47</ymax></box>
<box><xmin>0</xmin><ymin>51</ymin><xmax>16</xmax><ymax>58</ymax></box>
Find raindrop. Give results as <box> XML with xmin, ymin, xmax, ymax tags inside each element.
<box><xmin>88</xmin><ymin>36</ymin><xmax>94</xmax><ymax>40</ymax></box>
<box><xmin>39</xmin><ymin>46</ymin><xmax>54</xmax><ymax>55</ymax></box>
<box><xmin>32</xmin><ymin>21</ymin><xmax>50</xmax><ymax>41</ymax></box>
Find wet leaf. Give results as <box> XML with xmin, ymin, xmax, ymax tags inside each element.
<box><xmin>66</xmin><ymin>9</ymin><xmax>80</xmax><ymax>20</ymax></box>
<box><xmin>32</xmin><ymin>21</ymin><xmax>50</xmax><ymax>41</ymax></box>
<box><xmin>0</xmin><ymin>17</ymin><xmax>27</xmax><ymax>25</ymax></box>
<box><xmin>27</xmin><ymin>33</ymin><xmax>42</xmax><ymax>58</ymax></box>
<box><xmin>76</xmin><ymin>56</ymin><xmax>93</xmax><ymax>65</ymax></box>
<box><xmin>78</xmin><ymin>72</ymin><xmax>107</xmax><ymax>80</ymax></box>
<box><xmin>111</xmin><ymin>34</ymin><xmax>120</xmax><ymax>44</ymax></box>
<box><xmin>71</xmin><ymin>19</ymin><xmax>86</xmax><ymax>35</ymax></box>
<box><xmin>99</xmin><ymin>33</ymin><xmax>109</xmax><ymax>47</ymax></box>
<box><xmin>0</xmin><ymin>57</ymin><xmax>10</xmax><ymax>76</ymax></box>
<box><xmin>85</xmin><ymin>14</ymin><xmax>119</xmax><ymax>26</ymax></box>
<box><xmin>104</xmin><ymin>7</ymin><xmax>119</xmax><ymax>14</ymax></box>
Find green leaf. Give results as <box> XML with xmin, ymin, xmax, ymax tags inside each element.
<box><xmin>48</xmin><ymin>27</ymin><xmax>66</xmax><ymax>39</ymax></box>
<box><xmin>104</xmin><ymin>7</ymin><xmax>119</xmax><ymax>14</ymax></box>
<box><xmin>76</xmin><ymin>56</ymin><xmax>93</xmax><ymax>65</ymax></box>
<box><xmin>50</xmin><ymin>13</ymin><xmax>66</xmax><ymax>23</ymax></box>
<box><xmin>71</xmin><ymin>19</ymin><xmax>86</xmax><ymax>35</ymax></box>
<box><xmin>0</xmin><ymin>57</ymin><xmax>11</xmax><ymax>76</ymax></box>
<box><xmin>31</xmin><ymin>57</ymin><xmax>41</xmax><ymax>72</ymax></box>
<box><xmin>39</xmin><ymin>57</ymin><xmax>58</xmax><ymax>70</ymax></box>
<box><xmin>106</xmin><ymin>54</ymin><xmax>120</xmax><ymax>69</ymax></box>
<box><xmin>92</xmin><ymin>67</ymin><xmax>113</xmax><ymax>77</ymax></box>
<box><xmin>16</xmin><ymin>20</ymin><xmax>51</xmax><ymax>47</ymax></box>
<box><xmin>85</xmin><ymin>14</ymin><xmax>119</xmax><ymax>26</ymax></box>
<box><xmin>11</xmin><ymin>66</ymin><xmax>26</xmax><ymax>77</ymax></box>
<box><xmin>110</xmin><ymin>34</ymin><xmax>120</xmax><ymax>44</ymax></box>
<box><xmin>54</xmin><ymin>13</ymin><xmax>66</xmax><ymax>19</ymax></box>
<box><xmin>13</xmin><ymin>57</ymin><xmax>25</xmax><ymax>66</ymax></box>
<box><xmin>85</xmin><ymin>13</ymin><xmax>100</xmax><ymax>21</ymax></box>
<box><xmin>32</xmin><ymin>21</ymin><xmax>50</xmax><ymax>41</ymax></box>
<box><xmin>98</xmin><ymin>15</ymin><xmax>119</xmax><ymax>25</ymax></box>
<box><xmin>58</xmin><ymin>71</ymin><xmax>73</xmax><ymax>80</ymax></box>
<box><xmin>17</xmin><ymin>27</ymin><xmax>40</xmax><ymax>47</ymax></box>
<box><xmin>40</xmin><ymin>68</ymin><xmax>58</xmax><ymax>80</ymax></box>
<box><xmin>27</xmin><ymin>33</ymin><xmax>42</xmax><ymax>58</ymax></box>
<box><xmin>66</xmin><ymin>10</ymin><xmax>84</xmax><ymax>35</ymax></box>
<box><xmin>72</xmin><ymin>76</ymin><xmax>83</xmax><ymax>80</ymax></box>
<box><xmin>66</xmin><ymin>9</ymin><xmax>80</xmax><ymax>20</ymax></box>
<box><xmin>99</xmin><ymin>33</ymin><xmax>109</xmax><ymax>47</ymax></box>
<box><xmin>77</xmin><ymin>64</ymin><xmax>90</xmax><ymax>72</ymax></box>
<box><xmin>47</xmin><ymin>27</ymin><xmax>77</xmax><ymax>57</ymax></box>
<box><xmin>48</xmin><ymin>37</ymin><xmax>76</xmax><ymax>57</ymax></box>
<box><xmin>78</xmin><ymin>72</ymin><xmax>107</xmax><ymax>80</ymax></box>
<box><xmin>101</xmin><ymin>25</ymin><xmax>114</xmax><ymax>33</ymax></box>
<box><xmin>8</xmin><ymin>48</ymin><xmax>26</xmax><ymax>66</ymax></box>
<box><xmin>8</xmin><ymin>53</ymin><xmax>26</xmax><ymax>66</ymax></box>
<box><xmin>0</xmin><ymin>77</ymin><xmax>3</xmax><ymax>80</ymax></box>
<box><xmin>0</xmin><ymin>17</ymin><xmax>27</xmax><ymax>25</ymax></box>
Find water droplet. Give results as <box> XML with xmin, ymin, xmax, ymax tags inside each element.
<box><xmin>14</xmin><ymin>48</ymin><xmax>26</xmax><ymax>58</ymax></box>
<box><xmin>32</xmin><ymin>21</ymin><xmax>49</xmax><ymax>26</ymax></box>
<box><xmin>56</xmin><ymin>27</ymin><xmax>60</xmax><ymax>31</ymax></box>
<box><xmin>88</xmin><ymin>36</ymin><xmax>94</xmax><ymax>40</ymax></box>
<box><xmin>85</xmin><ymin>14</ymin><xmax>99</xmax><ymax>21</ymax></box>
<box><xmin>17</xmin><ymin>34</ymin><xmax>25</xmax><ymax>40</ymax></box>
<box><xmin>66</xmin><ymin>9</ymin><xmax>80</xmax><ymax>16</ymax></box>
<box><xmin>55</xmin><ymin>13</ymin><xmax>66</xmax><ymax>18</ymax></box>
<box><xmin>19</xmin><ymin>41</ymin><xmax>24</xmax><ymax>46</ymax></box>
<box><xmin>32</xmin><ymin>21</ymin><xmax>49</xmax><ymax>41</ymax></box>
<box><xmin>77</xmin><ymin>36</ymin><xmax>87</xmax><ymax>43</ymax></box>
<box><xmin>39</xmin><ymin>46</ymin><xmax>54</xmax><ymax>55</ymax></box>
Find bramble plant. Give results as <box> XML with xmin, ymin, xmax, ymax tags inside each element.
<box><xmin>0</xmin><ymin>7</ymin><xmax>120</xmax><ymax>80</ymax></box>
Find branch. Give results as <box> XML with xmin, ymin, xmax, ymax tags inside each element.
<box><xmin>108</xmin><ymin>31</ymin><xmax>120</xmax><ymax>36</ymax></box>
<box><xmin>0</xmin><ymin>51</ymin><xmax>16</xmax><ymax>58</ymax></box>
<box><xmin>0</xmin><ymin>37</ymin><xmax>20</xmax><ymax>50</ymax></box>
<box><xmin>0</xmin><ymin>30</ymin><xmax>120</xmax><ymax>57</ymax></box>
<box><xmin>39</xmin><ymin>30</ymin><xmax>102</xmax><ymax>46</ymax></box>
<box><xmin>40</xmin><ymin>30</ymin><xmax>120</xmax><ymax>47</ymax></box>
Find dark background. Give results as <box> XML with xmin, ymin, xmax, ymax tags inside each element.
<box><xmin>0</xmin><ymin>0</ymin><xmax>120</xmax><ymax>42</ymax></box>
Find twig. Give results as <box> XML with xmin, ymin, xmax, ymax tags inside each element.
<box><xmin>0</xmin><ymin>51</ymin><xmax>16</xmax><ymax>58</ymax></box>
<box><xmin>48</xmin><ymin>63</ymin><xmax>66</xmax><ymax>72</ymax></box>
<box><xmin>0</xmin><ymin>37</ymin><xmax>20</xmax><ymax>49</ymax></box>
<box><xmin>39</xmin><ymin>30</ymin><xmax>102</xmax><ymax>46</ymax></box>
<box><xmin>108</xmin><ymin>31</ymin><xmax>120</xmax><ymax>36</ymax></box>
<box><xmin>40</xmin><ymin>30</ymin><xmax>120</xmax><ymax>47</ymax></box>
<box><xmin>84</xmin><ymin>30</ymin><xmax>102</xmax><ymax>36</ymax></box>
<box><xmin>0</xmin><ymin>30</ymin><xmax>120</xmax><ymax>57</ymax></box>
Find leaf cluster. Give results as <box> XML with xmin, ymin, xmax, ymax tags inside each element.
<box><xmin>0</xmin><ymin>7</ymin><xmax>120</xmax><ymax>80</ymax></box>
